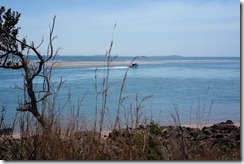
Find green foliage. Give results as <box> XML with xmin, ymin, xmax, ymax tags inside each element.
<box><xmin>147</xmin><ymin>120</ymin><xmax>162</xmax><ymax>159</ymax></box>
<box><xmin>135</xmin><ymin>120</ymin><xmax>163</xmax><ymax>159</ymax></box>
<box><xmin>0</xmin><ymin>6</ymin><xmax>21</xmax><ymax>51</ymax></box>
<box><xmin>148</xmin><ymin>120</ymin><xmax>161</xmax><ymax>136</ymax></box>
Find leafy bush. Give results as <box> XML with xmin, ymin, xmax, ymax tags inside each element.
<box><xmin>135</xmin><ymin>120</ymin><xmax>163</xmax><ymax>160</ymax></box>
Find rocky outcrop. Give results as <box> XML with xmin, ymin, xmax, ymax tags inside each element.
<box><xmin>108</xmin><ymin>120</ymin><xmax>240</xmax><ymax>144</ymax></box>
<box><xmin>107</xmin><ymin>120</ymin><xmax>240</xmax><ymax>159</ymax></box>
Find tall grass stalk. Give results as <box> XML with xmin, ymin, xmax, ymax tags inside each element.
<box><xmin>114</xmin><ymin>56</ymin><xmax>138</xmax><ymax>130</ymax></box>
<box><xmin>195</xmin><ymin>87</ymin><xmax>214</xmax><ymax>128</ymax></box>
<box><xmin>99</xmin><ymin>23</ymin><xmax>117</xmax><ymax>137</ymax></box>
<box><xmin>94</xmin><ymin>68</ymin><xmax>99</xmax><ymax>134</ymax></box>
<box><xmin>135</xmin><ymin>94</ymin><xmax>153</xmax><ymax>129</ymax></box>
<box><xmin>170</xmin><ymin>106</ymin><xmax>188</xmax><ymax>160</ymax></box>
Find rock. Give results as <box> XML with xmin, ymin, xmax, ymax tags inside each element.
<box><xmin>197</xmin><ymin>133</ymin><xmax>209</xmax><ymax>140</ymax></box>
<box><xmin>202</xmin><ymin>128</ymin><xmax>212</xmax><ymax>135</ymax></box>
<box><xmin>161</xmin><ymin>128</ymin><xmax>168</xmax><ymax>135</ymax></box>
<box><xmin>0</xmin><ymin>128</ymin><xmax>13</xmax><ymax>136</ymax></box>
<box><xmin>226</xmin><ymin>120</ymin><xmax>234</xmax><ymax>124</ymax></box>
<box><xmin>189</xmin><ymin>129</ymin><xmax>199</xmax><ymax>138</ymax></box>
<box><xmin>211</xmin><ymin>129</ymin><xmax>218</xmax><ymax>134</ymax></box>
<box><xmin>214</xmin><ymin>133</ymin><xmax>224</xmax><ymax>139</ymax></box>
<box><xmin>235</xmin><ymin>134</ymin><xmax>240</xmax><ymax>140</ymax></box>
<box><xmin>109</xmin><ymin>130</ymin><xmax>120</xmax><ymax>140</ymax></box>
<box><xmin>186</xmin><ymin>127</ymin><xmax>191</xmax><ymax>131</ymax></box>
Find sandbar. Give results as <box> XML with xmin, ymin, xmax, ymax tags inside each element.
<box><xmin>54</xmin><ymin>61</ymin><xmax>163</xmax><ymax>67</ymax></box>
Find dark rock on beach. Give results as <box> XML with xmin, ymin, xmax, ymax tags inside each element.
<box><xmin>106</xmin><ymin>120</ymin><xmax>240</xmax><ymax>159</ymax></box>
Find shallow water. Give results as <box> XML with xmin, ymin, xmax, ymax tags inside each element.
<box><xmin>0</xmin><ymin>56</ymin><xmax>240</xmax><ymax>127</ymax></box>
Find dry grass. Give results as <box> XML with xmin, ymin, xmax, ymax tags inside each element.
<box><xmin>0</xmin><ymin>117</ymin><xmax>240</xmax><ymax>160</ymax></box>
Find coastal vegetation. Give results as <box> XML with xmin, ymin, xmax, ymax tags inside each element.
<box><xmin>0</xmin><ymin>7</ymin><xmax>240</xmax><ymax>160</ymax></box>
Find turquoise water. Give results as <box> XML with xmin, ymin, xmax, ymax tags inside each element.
<box><xmin>0</xmin><ymin>56</ymin><xmax>240</xmax><ymax>126</ymax></box>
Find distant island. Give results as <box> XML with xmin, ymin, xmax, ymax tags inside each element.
<box><xmin>168</xmin><ymin>55</ymin><xmax>183</xmax><ymax>58</ymax></box>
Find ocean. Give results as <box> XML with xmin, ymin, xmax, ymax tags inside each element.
<box><xmin>0</xmin><ymin>56</ymin><xmax>240</xmax><ymax>128</ymax></box>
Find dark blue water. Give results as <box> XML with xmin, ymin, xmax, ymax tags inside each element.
<box><xmin>0</xmin><ymin>56</ymin><xmax>240</xmax><ymax>127</ymax></box>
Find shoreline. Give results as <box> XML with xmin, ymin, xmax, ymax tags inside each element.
<box><xmin>53</xmin><ymin>59</ymin><xmax>239</xmax><ymax>67</ymax></box>
<box><xmin>180</xmin><ymin>122</ymin><xmax>240</xmax><ymax>129</ymax></box>
<box><xmin>11</xmin><ymin>122</ymin><xmax>240</xmax><ymax>139</ymax></box>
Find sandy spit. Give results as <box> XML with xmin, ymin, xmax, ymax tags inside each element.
<box><xmin>53</xmin><ymin>61</ymin><xmax>163</xmax><ymax>67</ymax></box>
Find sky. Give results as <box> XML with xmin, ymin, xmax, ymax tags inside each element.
<box><xmin>0</xmin><ymin>0</ymin><xmax>241</xmax><ymax>57</ymax></box>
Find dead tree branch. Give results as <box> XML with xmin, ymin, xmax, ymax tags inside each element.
<box><xmin>0</xmin><ymin>7</ymin><xmax>61</xmax><ymax>129</ymax></box>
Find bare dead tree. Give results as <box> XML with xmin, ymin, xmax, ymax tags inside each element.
<box><xmin>0</xmin><ymin>6</ymin><xmax>62</xmax><ymax>129</ymax></box>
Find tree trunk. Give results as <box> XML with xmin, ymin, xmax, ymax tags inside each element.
<box><xmin>27</xmin><ymin>78</ymin><xmax>50</xmax><ymax>129</ymax></box>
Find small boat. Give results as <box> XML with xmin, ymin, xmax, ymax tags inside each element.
<box><xmin>128</xmin><ymin>63</ymin><xmax>139</xmax><ymax>68</ymax></box>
